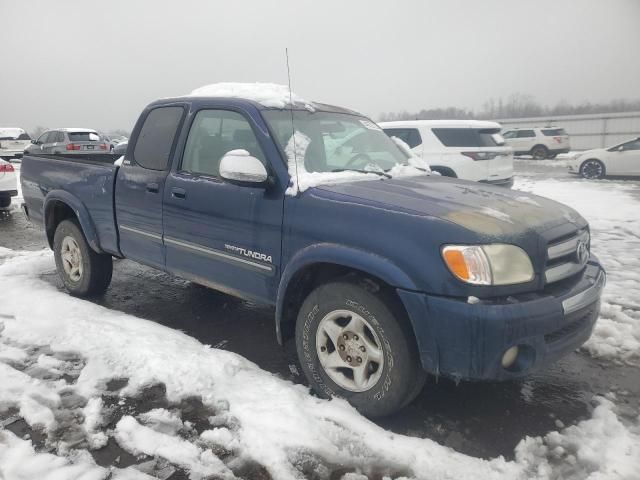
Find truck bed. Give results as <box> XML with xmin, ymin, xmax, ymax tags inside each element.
<box><xmin>20</xmin><ymin>153</ymin><xmax>121</xmax><ymax>256</ymax></box>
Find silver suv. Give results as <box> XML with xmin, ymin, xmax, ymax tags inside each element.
<box><xmin>25</xmin><ymin>128</ymin><xmax>109</xmax><ymax>155</ymax></box>
<box><xmin>502</xmin><ymin>127</ymin><xmax>570</xmax><ymax>159</ymax></box>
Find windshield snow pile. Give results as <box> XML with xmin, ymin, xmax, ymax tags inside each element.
<box><xmin>188</xmin><ymin>82</ymin><xmax>311</xmax><ymax>109</ymax></box>
<box><xmin>284</xmin><ymin>131</ymin><xmax>429</xmax><ymax>195</ymax></box>
<box><xmin>1</xmin><ymin>248</ymin><xmax>639</xmax><ymax>479</ymax></box>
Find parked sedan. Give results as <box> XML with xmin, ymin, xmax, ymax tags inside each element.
<box><xmin>0</xmin><ymin>158</ymin><xmax>18</xmax><ymax>208</ymax></box>
<box><xmin>569</xmin><ymin>137</ymin><xmax>640</xmax><ymax>179</ymax></box>
<box><xmin>25</xmin><ymin>128</ymin><xmax>110</xmax><ymax>155</ymax></box>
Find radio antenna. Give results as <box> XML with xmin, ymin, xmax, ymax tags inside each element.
<box><xmin>285</xmin><ymin>48</ymin><xmax>299</xmax><ymax>193</ymax></box>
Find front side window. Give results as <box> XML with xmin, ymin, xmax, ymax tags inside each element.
<box><xmin>181</xmin><ymin>110</ymin><xmax>265</xmax><ymax>177</ymax></box>
<box><xmin>134</xmin><ymin>106</ymin><xmax>184</xmax><ymax>171</ymax></box>
<box><xmin>40</xmin><ymin>131</ymin><xmax>55</xmax><ymax>143</ymax></box>
<box><xmin>621</xmin><ymin>139</ymin><xmax>640</xmax><ymax>151</ymax></box>
<box><xmin>264</xmin><ymin>111</ymin><xmax>408</xmax><ymax>173</ymax></box>
<box><xmin>502</xmin><ymin>131</ymin><xmax>516</xmax><ymax>139</ymax></box>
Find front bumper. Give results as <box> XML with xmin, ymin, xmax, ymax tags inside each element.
<box><xmin>397</xmin><ymin>257</ymin><xmax>605</xmax><ymax>380</ymax></box>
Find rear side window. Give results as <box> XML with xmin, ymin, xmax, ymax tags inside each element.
<box><xmin>542</xmin><ymin>128</ymin><xmax>567</xmax><ymax>136</ymax></box>
<box><xmin>516</xmin><ymin>130</ymin><xmax>536</xmax><ymax>138</ymax></box>
<box><xmin>68</xmin><ymin>131</ymin><xmax>100</xmax><ymax>142</ymax></box>
<box><xmin>383</xmin><ymin>128</ymin><xmax>422</xmax><ymax>148</ymax></box>
<box><xmin>431</xmin><ymin>128</ymin><xmax>504</xmax><ymax>147</ymax></box>
<box><xmin>56</xmin><ymin>132</ymin><xmax>65</xmax><ymax>142</ymax></box>
<box><xmin>134</xmin><ymin>106</ymin><xmax>184</xmax><ymax>171</ymax></box>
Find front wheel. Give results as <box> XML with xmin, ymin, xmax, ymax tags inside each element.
<box><xmin>53</xmin><ymin>219</ymin><xmax>113</xmax><ymax>296</ymax></box>
<box><xmin>295</xmin><ymin>280</ymin><xmax>424</xmax><ymax>417</ymax></box>
<box><xmin>531</xmin><ymin>145</ymin><xmax>548</xmax><ymax>160</ymax></box>
<box><xmin>0</xmin><ymin>197</ymin><xmax>11</xmax><ymax>208</ymax></box>
<box><xmin>580</xmin><ymin>159</ymin><xmax>606</xmax><ymax>179</ymax></box>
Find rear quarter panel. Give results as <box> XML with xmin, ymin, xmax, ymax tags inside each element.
<box><xmin>20</xmin><ymin>154</ymin><xmax>120</xmax><ymax>255</ymax></box>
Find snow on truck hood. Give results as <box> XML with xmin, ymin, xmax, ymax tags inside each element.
<box><xmin>317</xmin><ymin>176</ymin><xmax>587</xmax><ymax>237</ymax></box>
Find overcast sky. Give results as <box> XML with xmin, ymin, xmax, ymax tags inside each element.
<box><xmin>1</xmin><ymin>0</ymin><xmax>639</xmax><ymax>133</ymax></box>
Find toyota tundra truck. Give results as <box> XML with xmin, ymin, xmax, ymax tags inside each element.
<box><xmin>20</xmin><ymin>84</ymin><xmax>605</xmax><ymax>417</ymax></box>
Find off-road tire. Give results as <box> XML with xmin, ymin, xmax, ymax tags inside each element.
<box><xmin>295</xmin><ymin>280</ymin><xmax>424</xmax><ymax>417</ymax></box>
<box><xmin>53</xmin><ymin>219</ymin><xmax>113</xmax><ymax>296</ymax></box>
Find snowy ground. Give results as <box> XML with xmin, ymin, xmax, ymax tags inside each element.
<box><xmin>1</xmin><ymin>162</ymin><xmax>639</xmax><ymax>479</ymax></box>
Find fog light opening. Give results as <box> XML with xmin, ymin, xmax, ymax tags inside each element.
<box><xmin>501</xmin><ymin>344</ymin><xmax>536</xmax><ymax>373</ymax></box>
<box><xmin>501</xmin><ymin>346</ymin><xmax>519</xmax><ymax>369</ymax></box>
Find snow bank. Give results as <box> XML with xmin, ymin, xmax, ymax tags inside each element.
<box><xmin>0</xmin><ymin>430</ymin><xmax>153</xmax><ymax>479</ymax></box>
<box><xmin>515</xmin><ymin>177</ymin><xmax>640</xmax><ymax>364</ymax></box>
<box><xmin>1</xmin><ymin>248</ymin><xmax>639</xmax><ymax>479</ymax></box>
<box><xmin>188</xmin><ymin>82</ymin><xmax>312</xmax><ymax>109</ymax></box>
<box><xmin>515</xmin><ymin>397</ymin><xmax>640</xmax><ymax>479</ymax></box>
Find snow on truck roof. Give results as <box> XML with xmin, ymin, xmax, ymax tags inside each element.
<box><xmin>379</xmin><ymin>120</ymin><xmax>502</xmax><ymax>129</ymax></box>
<box><xmin>187</xmin><ymin>82</ymin><xmax>313</xmax><ymax>109</ymax></box>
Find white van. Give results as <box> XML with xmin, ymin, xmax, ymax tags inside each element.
<box><xmin>0</xmin><ymin>128</ymin><xmax>32</xmax><ymax>160</ymax></box>
<box><xmin>380</xmin><ymin>120</ymin><xmax>514</xmax><ymax>187</ymax></box>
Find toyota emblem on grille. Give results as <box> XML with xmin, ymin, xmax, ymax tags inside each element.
<box><xmin>576</xmin><ymin>240</ymin><xmax>589</xmax><ymax>264</ymax></box>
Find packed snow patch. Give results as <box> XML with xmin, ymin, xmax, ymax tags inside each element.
<box><xmin>188</xmin><ymin>82</ymin><xmax>312</xmax><ymax>109</ymax></box>
<box><xmin>1</xmin><ymin>248</ymin><xmax>639</xmax><ymax>479</ymax></box>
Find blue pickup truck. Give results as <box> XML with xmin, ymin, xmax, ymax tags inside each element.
<box><xmin>21</xmin><ymin>86</ymin><xmax>606</xmax><ymax>416</ymax></box>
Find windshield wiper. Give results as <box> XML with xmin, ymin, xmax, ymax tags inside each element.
<box><xmin>330</xmin><ymin>168</ymin><xmax>392</xmax><ymax>179</ymax></box>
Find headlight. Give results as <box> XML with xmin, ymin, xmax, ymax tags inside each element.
<box><xmin>442</xmin><ymin>244</ymin><xmax>534</xmax><ymax>286</ymax></box>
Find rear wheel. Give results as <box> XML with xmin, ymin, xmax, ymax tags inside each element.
<box><xmin>580</xmin><ymin>159</ymin><xmax>605</xmax><ymax>179</ymax></box>
<box><xmin>53</xmin><ymin>219</ymin><xmax>113</xmax><ymax>296</ymax></box>
<box><xmin>295</xmin><ymin>280</ymin><xmax>424</xmax><ymax>417</ymax></box>
<box><xmin>531</xmin><ymin>145</ymin><xmax>548</xmax><ymax>160</ymax></box>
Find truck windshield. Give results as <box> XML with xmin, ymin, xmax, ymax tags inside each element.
<box><xmin>263</xmin><ymin>111</ymin><xmax>409</xmax><ymax>173</ymax></box>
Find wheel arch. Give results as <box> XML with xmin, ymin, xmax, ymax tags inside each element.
<box><xmin>275</xmin><ymin>244</ymin><xmax>420</xmax><ymax>346</ymax></box>
<box><xmin>44</xmin><ymin>191</ymin><xmax>102</xmax><ymax>253</ymax></box>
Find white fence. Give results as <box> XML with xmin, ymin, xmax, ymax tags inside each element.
<box><xmin>498</xmin><ymin>111</ymin><xmax>640</xmax><ymax>150</ymax></box>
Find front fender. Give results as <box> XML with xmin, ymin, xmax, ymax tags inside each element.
<box><xmin>44</xmin><ymin>190</ymin><xmax>103</xmax><ymax>253</ymax></box>
<box><xmin>275</xmin><ymin>243</ymin><xmax>420</xmax><ymax>344</ymax></box>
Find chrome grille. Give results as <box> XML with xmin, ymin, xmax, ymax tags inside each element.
<box><xmin>545</xmin><ymin>229</ymin><xmax>590</xmax><ymax>284</ymax></box>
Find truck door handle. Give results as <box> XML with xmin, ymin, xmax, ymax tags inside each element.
<box><xmin>171</xmin><ymin>187</ymin><xmax>186</xmax><ymax>199</ymax></box>
<box><xmin>146</xmin><ymin>182</ymin><xmax>159</xmax><ymax>193</ymax></box>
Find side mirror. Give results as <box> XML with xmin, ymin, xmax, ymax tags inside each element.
<box><xmin>617</xmin><ymin>145</ymin><xmax>624</xmax><ymax>152</ymax></box>
<box><xmin>219</xmin><ymin>150</ymin><xmax>268</xmax><ymax>186</ymax></box>
<box><xmin>31</xmin><ymin>139</ymin><xmax>39</xmax><ymax>145</ymax></box>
